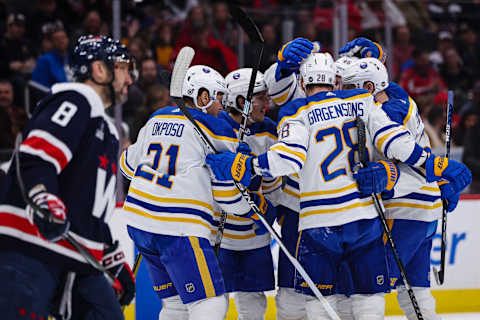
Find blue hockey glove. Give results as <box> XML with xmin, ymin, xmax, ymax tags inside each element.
<box><xmin>424</xmin><ymin>154</ymin><xmax>472</xmax><ymax>194</ymax></box>
<box><xmin>237</xmin><ymin>142</ymin><xmax>252</xmax><ymax>155</ymax></box>
<box><xmin>27</xmin><ymin>188</ymin><xmax>70</xmax><ymax>242</ymax></box>
<box><xmin>206</xmin><ymin>152</ymin><xmax>254</xmax><ymax>186</ymax></box>
<box><xmin>339</xmin><ymin>37</ymin><xmax>386</xmax><ymax>63</ymax></box>
<box><xmin>276</xmin><ymin>38</ymin><xmax>318</xmax><ymax>80</ymax></box>
<box><xmin>438</xmin><ymin>180</ymin><xmax>460</xmax><ymax>213</ymax></box>
<box><xmin>103</xmin><ymin>240</ymin><xmax>136</xmax><ymax>306</ymax></box>
<box><xmin>353</xmin><ymin>160</ymin><xmax>399</xmax><ymax>195</ymax></box>
<box><xmin>247</xmin><ymin>191</ymin><xmax>277</xmax><ymax>236</ymax></box>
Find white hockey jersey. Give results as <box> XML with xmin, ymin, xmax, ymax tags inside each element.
<box><xmin>254</xmin><ymin>89</ymin><xmax>427</xmax><ymax>231</ymax></box>
<box><xmin>216</xmin><ymin>111</ymin><xmax>281</xmax><ymax>250</ymax></box>
<box><xmin>120</xmin><ymin>106</ymin><xmax>251</xmax><ymax>243</ymax></box>
<box><xmin>380</xmin><ymin>82</ymin><xmax>442</xmax><ymax>221</ymax></box>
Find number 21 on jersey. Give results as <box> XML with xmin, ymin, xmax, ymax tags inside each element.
<box><xmin>134</xmin><ymin>143</ymin><xmax>179</xmax><ymax>189</ymax></box>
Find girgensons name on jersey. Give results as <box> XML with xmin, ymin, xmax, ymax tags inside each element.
<box><xmin>307</xmin><ymin>101</ymin><xmax>364</xmax><ymax>125</ymax></box>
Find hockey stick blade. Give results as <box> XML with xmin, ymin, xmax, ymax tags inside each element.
<box><xmin>228</xmin><ymin>5</ymin><xmax>264</xmax><ymax>44</ymax></box>
<box><xmin>170</xmin><ymin>46</ymin><xmax>195</xmax><ymax>98</ymax></box>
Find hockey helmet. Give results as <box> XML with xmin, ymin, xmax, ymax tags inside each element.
<box><xmin>342</xmin><ymin>57</ymin><xmax>388</xmax><ymax>95</ymax></box>
<box><xmin>335</xmin><ymin>56</ymin><xmax>359</xmax><ymax>78</ymax></box>
<box><xmin>70</xmin><ymin>35</ymin><xmax>136</xmax><ymax>82</ymax></box>
<box><xmin>299</xmin><ymin>52</ymin><xmax>336</xmax><ymax>87</ymax></box>
<box><xmin>224</xmin><ymin>68</ymin><xmax>267</xmax><ymax>114</ymax></box>
<box><xmin>182</xmin><ymin>65</ymin><xmax>226</xmax><ymax>111</ymax></box>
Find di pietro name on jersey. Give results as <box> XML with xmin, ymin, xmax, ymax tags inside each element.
<box><xmin>152</xmin><ymin>121</ymin><xmax>185</xmax><ymax>137</ymax></box>
<box><xmin>307</xmin><ymin>101</ymin><xmax>365</xmax><ymax>125</ymax></box>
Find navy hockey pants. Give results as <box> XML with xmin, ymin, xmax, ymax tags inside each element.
<box><xmin>0</xmin><ymin>251</ymin><xmax>123</xmax><ymax>320</ymax></box>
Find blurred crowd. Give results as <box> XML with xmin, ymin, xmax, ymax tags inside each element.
<box><xmin>1</xmin><ymin>0</ymin><xmax>480</xmax><ymax>191</ymax></box>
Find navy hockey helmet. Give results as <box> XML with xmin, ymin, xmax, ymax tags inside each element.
<box><xmin>70</xmin><ymin>35</ymin><xmax>135</xmax><ymax>82</ymax></box>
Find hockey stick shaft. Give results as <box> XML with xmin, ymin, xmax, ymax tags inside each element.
<box><xmin>356</xmin><ymin>118</ymin><xmax>424</xmax><ymax>320</ymax></box>
<box><xmin>228</xmin><ymin>5</ymin><xmax>265</xmax><ymax>142</ymax></box>
<box><xmin>121</xmin><ymin>253</ymin><xmax>143</xmax><ymax>312</ymax></box>
<box><xmin>435</xmin><ymin>90</ymin><xmax>454</xmax><ymax>285</ymax></box>
<box><xmin>171</xmin><ymin>48</ymin><xmax>339</xmax><ymax>320</ymax></box>
<box><xmin>13</xmin><ymin>134</ymin><xmax>116</xmax><ymax>284</ymax></box>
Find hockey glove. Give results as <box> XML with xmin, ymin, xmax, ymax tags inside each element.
<box><xmin>424</xmin><ymin>154</ymin><xmax>472</xmax><ymax>194</ymax></box>
<box><xmin>276</xmin><ymin>38</ymin><xmax>319</xmax><ymax>80</ymax></box>
<box><xmin>206</xmin><ymin>151</ymin><xmax>254</xmax><ymax>187</ymax></box>
<box><xmin>27</xmin><ymin>187</ymin><xmax>70</xmax><ymax>242</ymax></box>
<box><xmin>438</xmin><ymin>180</ymin><xmax>461</xmax><ymax>213</ymax></box>
<box><xmin>353</xmin><ymin>160</ymin><xmax>399</xmax><ymax>195</ymax></box>
<box><xmin>247</xmin><ymin>191</ymin><xmax>277</xmax><ymax>236</ymax></box>
<box><xmin>103</xmin><ymin>240</ymin><xmax>136</xmax><ymax>306</ymax></box>
<box><xmin>339</xmin><ymin>37</ymin><xmax>386</xmax><ymax>63</ymax></box>
<box><xmin>237</xmin><ymin>142</ymin><xmax>252</xmax><ymax>155</ymax></box>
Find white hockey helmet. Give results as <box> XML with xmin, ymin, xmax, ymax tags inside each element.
<box><xmin>182</xmin><ymin>65</ymin><xmax>226</xmax><ymax>111</ymax></box>
<box><xmin>335</xmin><ymin>56</ymin><xmax>359</xmax><ymax>78</ymax></box>
<box><xmin>299</xmin><ymin>52</ymin><xmax>336</xmax><ymax>87</ymax></box>
<box><xmin>342</xmin><ymin>57</ymin><xmax>389</xmax><ymax>95</ymax></box>
<box><xmin>224</xmin><ymin>68</ymin><xmax>267</xmax><ymax>114</ymax></box>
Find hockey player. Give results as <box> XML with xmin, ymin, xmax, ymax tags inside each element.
<box><xmin>343</xmin><ymin>56</ymin><xmax>470</xmax><ymax>319</ymax></box>
<box><xmin>0</xmin><ymin>35</ymin><xmax>136</xmax><ymax>319</ymax></box>
<box><xmin>215</xmin><ymin>68</ymin><xmax>279</xmax><ymax>320</ymax></box>
<box><xmin>205</xmin><ymin>52</ymin><xmax>471</xmax><ymax>319</ymax></box>
<box><xmin>120</xmin><ymin>64</ymin><xmax>262</xmax><ymax>320</ymax></box>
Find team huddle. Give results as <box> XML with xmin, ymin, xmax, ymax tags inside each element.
<box><xmin>0</xmin><ymin>33</ymin><xmax>472</xmax><ymax>320</ymax></box>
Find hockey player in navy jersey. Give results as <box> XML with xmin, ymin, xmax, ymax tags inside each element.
<box><xmin>120</xmin><ymin>64</ymin><xmax>268</xmax><ymax>320</ymax></box>
<box><xmin>342</xmin><ymin>54</ymin><xmax>471</xmax><ymax>319</ymax></box>
<box><xmin>215</xmin><ymin>68</ymin><xmax>280</xmax><ymax>320</ymax></box>
<box><xmin>0</xmin><ymin>35</ymin><xmax>136</xmax><ymax>319</ymax></box>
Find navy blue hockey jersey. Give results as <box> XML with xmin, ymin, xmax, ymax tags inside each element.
<box><xmin>0</xmin><ymin>83</ymin><xmax>119</xmax><ymax>273</ymax></box>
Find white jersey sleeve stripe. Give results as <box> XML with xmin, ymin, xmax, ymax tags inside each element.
<box><xmin>19</xmin><ymin>145</ymin><xmax>61</xmax><ymax>173</ymax></box>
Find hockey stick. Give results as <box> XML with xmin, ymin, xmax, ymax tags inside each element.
<box><xmin>228</xmin><ymin>4</ymin><xmax>265</xmax><ymax>142</ymax></box>
<box><xmin>169</xmin><ymin>46</ymin><xmax>228</xmax><ymax>255</ymax></box>
<box><xmin>121</xmin><ymin>253</ymin><xmax>142</xmax><ymax>312</ymax></box>
<box><xmin>433</xmin><ymin>90</ymin><xmax>454</xmax><ymax>286</ymax></box>
<box><xmin>13</xmin><ymin>134</ymin><xmax>116</xmax><ymax>285</ymax></box>
<box><xmin>171</xmin><ymin>46</ymin><xmax>340</xmax><ymax>320</ymax></box>
<box><xmin>356</xmin><ymin>117</ymin><xmax>424</xmax><ymax>320</ymax></box>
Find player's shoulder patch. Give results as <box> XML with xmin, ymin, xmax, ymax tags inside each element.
<box><xmin>149</xmin><ymin>105</ymin><xmax>183</xmax><ymax>120</ymax></box>
<box><xmin>334</xmin><ymin>88</ymin><xmax>370</xmax><ymax>99</ymax></box>
<box><xmin>193</xmin><ymin>109</ymin><xmax>237</xmax><ymax>140</ymax></box>
<box><xmin>382</xmin><ymin>97</ymin><xmax>410</xmax><ymax>125</ymax></box>
<box><xmin>385</xmin><ymin>82</ymin><xmax>409</xmax><ymax>100</ymax></box>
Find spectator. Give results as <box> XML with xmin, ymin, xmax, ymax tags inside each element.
<box><xmin>423</xmin><ymin>106</ymin><xmax>445</xmax><ymax>150</ymax></box>
<box><xmin>172</xmin><ymin>23</ymin><xmax>238</xmax><ymax>75</ymax></box>
<box><xmin>0</xmin><ymin>79</ymin><xmax>27</xmax><ymax>147</ymax></box>
<box><xmin>163</xmin><ymin>0</ymin><xmax>199</xmax><ymax>22</ymax></box>
<box><xmin>359</xmin><ymin>0</ymin><xmax>406</xmax><ymax>32</ymax></box>
<box><xmin>132</xmin><ymin>84</ymin><xmax>170</xmax><ymax>139</ymax></box>
<box><xmin>396</xmin><ymin>0</ymin><xmax>434</xmax><ymax>33</ymax></box>
<box><xmin>72</xmin><ymin>10</ymin><xmax>106</xmax><ymax>42</ymax></box>
<box><xmin>429</xmin><ymin>30</ymin><xmax>454</xmax><ymax>70</ymax></box>
<box><xmin>427</xmin><ymin>0</ymin><xmax>462</xmax><ymax>29</ymax></box>
<box><xmin>31</xmin><ymin>27</ymin><xmax>71</xmax><ymax>88</ymax></box>
<box><xmin>454</xmin><ymin>110</ymin><xmax>479</xmax><ymax>146</ymax></box>
<box><xmin>128</xmin><ymin>38</ymin><xmax>149</xmax><ymax>66</ymax></box>
<box><xmin>211</xmin><ymin>1</ymin><xmax>236</xmax><ymax>50</ymax></box>
<box><xmin>399</xmin><ymin>48</ymin><xmax>446</xmax><ymax>103</ymax></box>
<box><xmin>392</xmin><ymin>26</ymin><xmax>415</xmax><ymax>79</ymax></box>
<box><xmin>152</xmin><ymin>24</ymin><xmax>173</xmax><ymax>70</ymax></box>
<box><xmin>439</xmin><ymin>47</ymin><xmax>472</xmax><ymax>93</ymax></box>
<box><xmin>0</xmin><ymin>13</ymin><xmax>36</xmax><ymax>79</ymax></box>
<box><xmin>462</xmin><ymin>118</ymin><xmax>480</xmax><ymax>193</ymax></box>
<box><xmin>246</xmin><ymin>23</ymin><xmax>280</xmax><ymax>72</ymax></box>
<box><xmin>457</xmin><ymin>23</ymin><xmax>480</xmax><ymax>77</ymax></box>
<box><xmin>458</xmin><ymin>80</ymin><xmax>480</xmax><ymax>116</ymax></box>
<box><xmin>28</xmin><ymin>0</ymin><xmax>67</xmax><ymax>48</ymax></box>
